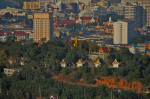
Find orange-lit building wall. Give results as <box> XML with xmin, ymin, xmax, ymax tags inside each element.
<box><xmin>137</xmin><ymin>43</ymin><xmax>150</xmax><ymax>49</ymax></box>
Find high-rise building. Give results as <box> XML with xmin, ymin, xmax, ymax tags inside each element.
<box><xmin>23</xmin><ymin>2</ymin><xmax>41</xmax><ymax>10</ymax></box>
<box><xmin>109</xmin><ymin>4</ymin><xmax>125</xmax><ymax>15</ymax></box>
<box><xmin>121</xmin><ymin>0</ymin><xmax>150</xmax><ymax>5</ymax></box>
<box><xmin>114</xmin><ymin>19</ymin><xmax>134</xmax><ymax>44</ymax></box>
<box><xmin>39</xmin><ymin>0</ymin><xmax>57</xmax><ymax>6</ymax></box>
<box><xmin>143</xmin><ymin>4</ymin><xmax>150</xmax><ymax>27</ymax></box>
<box><xmin>124</xmin><ymin>4</ymin><xmax>145</xmax><ymax>28</ymax></box>
<box><xmin>33</xmin><ymin>12</ymin><xmax>53</xmax><ymax>42</ymax></box>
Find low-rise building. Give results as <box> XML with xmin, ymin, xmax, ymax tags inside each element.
<box><xmin>144</xmin><ymin>84</ymin><xmax>150</xmax><ymax>94</ymax></box>
<box><xmin>137</xmin><ymin>43</ymin><xmax>150</xmax><ymax>50</ymax></box>
<box><xmin>60</xmin><ymin>59</ymin><xmax>67</xmax><ymax>67</ymax></box>
<box><xmin>0</xmin><ymin>7</ymin><xmax>21</xmax><ymax>16</ymax></box>
<box><xmin>95</xmin><ymin>38</ymin><xmax>113</xmax><ymax>46</ymax></box>
<box><xmin>76</xmin><ymin>17</ymin><xmax>98</xmax><ymax>26</ymax></box>
<box><xmin>88</xmin><ymin>46</ymin><xmax>110</xmax><ymax>61</ymax></box>
<box><xmin>76</xmin><ymin>59</ymin><xmax>83</xmax><ymax>67</ymax></box>
<box><xmin>4</xmin><ymin>68</ymin><xmax>22</xmax><ymax>76</ymax></box>
<box><xmin>50</xmin><ymin>94</ymin><xmax>58</xmax><ymax>99</ymax></box>
<box><xmin>0</xmin><ymin>31</ymin><xmax>29</xmax><ymax>42</ymax></box>
<box><xmin>94</xmin><ymin>59</ymin><xmax>101</xmax><ymax>67</ymax></box>
<box><xmin>129</xmin><ymin>46</ymin><xmax>146</xmax><ymax>54</ymax></box>
<box><xmin>112</xmin><ymin>59</ymin><xmax>119</xmax><ymax>68</ymax></box>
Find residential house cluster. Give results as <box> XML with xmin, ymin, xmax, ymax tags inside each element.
<box><xmin>0</xmin><ymin>31</ymin><xmax>29</xmax><ymax>42</ymax></box>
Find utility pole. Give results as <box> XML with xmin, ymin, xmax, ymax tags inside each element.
<box><xmin>84</xmin><ymin>88</ymin><xmax>87</xmax><ymax>99</ymax></box>
<box><xmin>79</xmin><ymin>40</ymin><xmax>81</xmax><ymax>49</ymax></box>
<box><xmin>39</xmin><ymin>85</ymin><xmax>42</xmax><ymax>99</ymax></box>
<box><xmin>111</xmin><ymin>89</ymin><xmax>112</xmax><ymax>99</ymax></box>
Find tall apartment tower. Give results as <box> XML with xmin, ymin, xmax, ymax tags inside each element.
<box><xmin>114</xmin><ymin>19</ymin><xmax>135</xmax><ymax>44</ymax></box>
<box><xmin>124</xmin><ymin>5</ymin><xmax>144</xmax><ymax>28</ymax></box>
<box><xmin>143</xmin><ymin>4</ymin><xmax>150</xmax><ymax>27</ymax></box>
<box><xmin>33</xmin><ymin>12</ymin><xmax>53</xmax><ymax>42</ymax></box>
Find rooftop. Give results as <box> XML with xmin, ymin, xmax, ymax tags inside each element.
<box><xmin>4</xmin><ymin>68</ymin><xmax>22</xmax><ymax>71</ymax></box>
<box><xmin>0</xmin><ymin>31</ymin><xmax>27</xmax><ymax>34</ymax></box>
<box><xmin>76</xmin><ymin>17</ymin><xmax>98</xmax><ymax>21</ymax></box>
<box><xmin>117</xmin><ymin>19</ymin><xmax>133</xmax><ymax>22</ymax></box>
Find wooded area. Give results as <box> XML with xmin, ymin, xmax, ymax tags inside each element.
<box><xmin>0</xmin><ymin>37</ymin><xmax>150</xmax><ymax>98</ymax></box>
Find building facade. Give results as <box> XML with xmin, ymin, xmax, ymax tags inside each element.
<box><xmin>121</xmin><ymin>0</ymin><xmax>150</xmax><ymax>5</ymax></box>
<box><xmin>143</xmin><ymin>4</ymin><xmax>150</xmax><ymax>27</ymax></box>
<box><xmin>114</xmin><ymin>19</ymin><xmax>135</xmax><ymax>44</ymax></box>
<box><xmin>124</xmin><ymin>5</ymin><xmax>145</xmax><ymax>28</ymax></box>
<box><xmin>109</xmin><ymin>5</ymin><xmax>125</xmax><ymax>15</ymax></box>
<box><xmin>4</xmin><ymin>68</ymin><xmax>22</xmax><ymax>76</ymax></box>
<box><xmin>23</xmin><ymin>2</ymin><xmax>41</xmax><ymax>10</ymax></box>
<box><xmin>0</xmin><ymin>31</ymin><xmax>29</xmax><ymax>42</ymax></box>
<box><xmin>33</xmin><ymin>12</ymin><xmax>53</xmax><ymax>42</ymax></box>
<box><xmin>97</xmin><ymin>0</ymin><xmax>111</xmax><ymax>8</ymax></box>
<box><xmin>76</xmin><ymin>17</ymin><xmax>98</xmax><ymax>26</ymax></box>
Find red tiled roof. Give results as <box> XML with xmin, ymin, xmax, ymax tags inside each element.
<box><xmin>0</xmin><ymin>31</ymin><xmax>27</xmax><ymax>34</ymax></box>
<box><xmin>76</xmin><ymin>17</ymin><xmax>98</xmax><ymax>21</ymax></box>
<box><xmin>14</xmin><ymin>31</ymin><xmax>27</xmax><ymax>34</ymax></box>
<box><xmin>50</xmin><ymin>95</ymin><xmax>58</xmax><ymax>98</ymax></box>
<box><xmin>68</xmin><ymin>40</ymin><xmax>73</xmax><ymax>42</ymax></box>
<box><xmin>100</xmin><ymin>47</ymin><xmax>110</xmax><ymax>52</ymax></box>
<box><xmin>0</xmin><ymin>31</ymin><xmax>11</xmax><ymax>34</ymax></box>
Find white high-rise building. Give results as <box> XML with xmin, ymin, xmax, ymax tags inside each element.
<box><xmin>114</xmin><ymin>19</ymin><xmax>135</xmax><ymax>44</ymax></box>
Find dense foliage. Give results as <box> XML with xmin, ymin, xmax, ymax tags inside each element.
<box><xmin>0</xmin><ymin>38</ymin><xmax>150</xmax><ymax>98</ymax></box>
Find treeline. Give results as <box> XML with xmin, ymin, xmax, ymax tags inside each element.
<box><xmin>0</xmin><ymin>69</ymin><xmax>138</xmax><ymax>99</ymax></box>
<box><xmin>0</xmin><ymin>37</ymin><xmax>150</xmax><ymax>98</ymax></box>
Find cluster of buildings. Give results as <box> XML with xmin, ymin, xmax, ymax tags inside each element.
<box><xmin>0</xmin><ymin>0</ymin><xmax>150</xmax><ymax>58</ymax></box>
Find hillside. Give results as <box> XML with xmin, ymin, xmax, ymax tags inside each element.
<box><xmin>53</xmin><ymin>73</ymin><xmax>144</xmax><ymax>92</ymax></box>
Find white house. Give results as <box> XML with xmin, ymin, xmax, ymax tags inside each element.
<box><xmin>4</xmin><ymin>68</ymin><xmax>22</xmax><ymax>76</ymax></box>
<box><xmin>60</xmin><ymin>59</ymin><xmax>67</xmax><ymax>67</ymax></box>
<box><xmin>76</xmin><ymin>59</ymin><xmax>83</xmax><ymax>67</ymax></box>
<box><xmin>94</xmin><ymin>59</ymin><xmax>101</xmax><ymax>67</ymax></box>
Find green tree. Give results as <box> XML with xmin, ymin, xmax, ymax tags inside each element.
<box><xmin>132</xmin><ymin>35</ymin><xmax>145</xmax><ymax>44</ymax></box>
<box><xmin>3</xmin><ymin>12</ymin><xmax>13</xmax><ymax>19</ymax></box>
<box><xmin>61</xmin><ymin>24</ymin><xmax>64</xmax><ymax>27</ymax></box>
<box><xmin>0</xmin><ymin>50</ymin><xmax>7</xmax><ymax>72</ymax></box>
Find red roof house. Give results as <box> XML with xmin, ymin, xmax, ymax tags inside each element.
<box><xmin>76</xmin><ymin>17</ymin><xmax>98</xmax><ymax>21</ymax></box>
<box><xmin>98</xmin><ymin>46</ymin><xmax>110</xmax><ymax>53</ymax></box>
<box><xmin>76</xmin><ymin>17</ymin><xmax>98</xmax><ymax>25</ymax></box>
<box><xmin>50</xmin><ymin>95</ymin><xmax>58</xmax><ymax>99</ymax></box>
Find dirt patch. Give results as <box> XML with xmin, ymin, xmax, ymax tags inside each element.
<box><xmin>53</xmin><ymin>74</ymin><xmax>144</xmax><ymax>92</ymax></box>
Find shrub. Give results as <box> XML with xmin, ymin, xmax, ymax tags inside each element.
<box><xmin>87</xmin><ymin>80</ymin><xmax>97</xmax><ymax>84</ymax></box>
<box><xmin>97</xmin><ymin>76</ymin><xmax>100</xmax><ymax>80</ymax></box>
